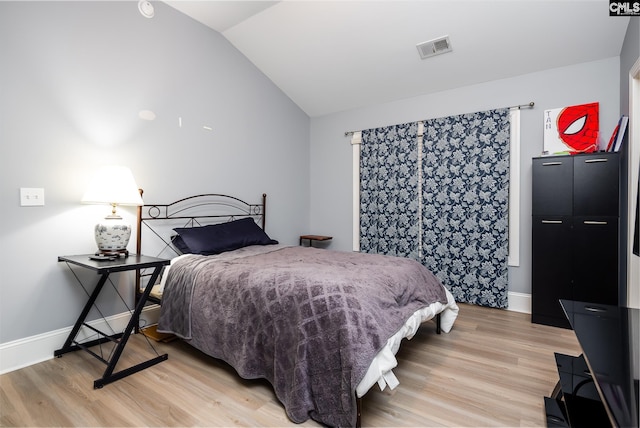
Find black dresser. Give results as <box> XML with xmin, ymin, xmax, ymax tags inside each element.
<box><xmin>532</xmin><ymin>152</ymin><xmax>621</xmax><ymax>328</ymax></box>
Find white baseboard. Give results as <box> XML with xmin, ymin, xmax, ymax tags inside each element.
<box><xmin>507</xmin><ymin>291</ymin><xmax>531</xmax><ymax>314</ymax></box>
<box><xmin>0</xmin><ymin>293</ymin><xmax>532</xmax><ymax>375</ymax></box>
<box><xmin>0</xmin><ymin>305</ymin><xmax>160</xmax><ymax>375</ymax></box>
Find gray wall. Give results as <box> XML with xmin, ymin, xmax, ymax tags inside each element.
<box><xmin>618</xmin><ymin>18</ymin><xmax>640</xmax><ymax>302</ymax></box>
<box><xmin>309</xmin><ymin>57</ymin><xmax>621</xmax><ymax>297</ymax></box>
<box><xmin>0</xmin><ymin>2</ymin><xmax>310</xmax><ymax>344</ymax></box>
<box><xmin>620</xmin><ymin>17</ymin><xmax>639</xmax><ymax>116</ymax></box>
<box><xmin>619</xmin><ymin>18</ymin><xmax>640</xmax><ymax>308</ymax></box>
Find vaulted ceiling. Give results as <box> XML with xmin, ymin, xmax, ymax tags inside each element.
<box><xmin>165</xmin><ymin>1</ymin><xmax>629</xmax><ymax>117</ymax></box>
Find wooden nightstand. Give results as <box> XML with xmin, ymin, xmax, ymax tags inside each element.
<box><xmin>55</xmin><ymin>254</ymin><xmax>170</xmax><ymax>388</ymax></box>
<box><xmin>299</xmin><ymin>235</ymin><xmax>332</xmax><ymax>247</ymax></box>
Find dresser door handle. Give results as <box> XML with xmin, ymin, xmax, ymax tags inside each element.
<box><xmin>583</xmin><ymin>220</ymin><xmax>608</xmax><ymax>225</ymax></box>
<box><xmin>541</xmin><ymin>220</ymin><xmax>563</xmax><ymax>224</ymax></box>
<box><xmin>542</xmin><ymin>162</ymin><xmax>563</xmax><ymax>166</ymax></box>
<box><xmin>584</xmin><ymin>158</ymin><xmax>608</xmax><ymax>163</ymax></box>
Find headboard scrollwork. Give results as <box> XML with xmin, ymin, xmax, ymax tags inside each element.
<box><xmin>136</xmin><ymin>190</ymin><xmax>267</xmax><ymax>256</ymax></box>
<box><xmin>135</xmin><ymin>191</ymin><xmax>267</xmax><ymax>295</ymax></box>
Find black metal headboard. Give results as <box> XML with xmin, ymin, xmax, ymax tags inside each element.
<box><xmin>134</xmin><ymin>191</ymin><xmax>267</xmax><ymax>296</ymax></box>
<box><xmin>136</xmin><ymin>190</ymin><xmax>267</xmax><ymax>259</ymax></box>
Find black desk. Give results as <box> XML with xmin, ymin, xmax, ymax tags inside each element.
<box><xmin>55</xmin><ymin>254</ymin><xmax>170</xmax><ymax>388</ymax></box>
<box><xmin>547</xmin><ymin>300</ymin><xmax>639</xmax><ymax>427</ymax></box>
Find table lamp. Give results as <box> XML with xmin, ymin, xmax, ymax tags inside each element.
<box><xmin>81</xmin><ymin>165</ymin><xmax>143</xmax><ymax>257</ymax></box>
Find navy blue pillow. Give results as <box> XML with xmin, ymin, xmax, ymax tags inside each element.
<box><xmin>171</xmin><ymin>234</ymin><xmax>190</xmax><ymax>254</ymax></box>
<box><xmin>173</xmin><ymin>218</ymin><xmax>278</xmax><ymax>255</ymax></box>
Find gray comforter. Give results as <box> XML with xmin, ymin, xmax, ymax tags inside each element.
<box><xmin>158</xmin><ymin>245</ymin><xmax>449</xmax><ymax>427</ymax></box>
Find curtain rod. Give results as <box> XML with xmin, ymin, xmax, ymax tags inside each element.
<box><xmin>344</xmin><ymin>102</ymin><xmax>535</xmax><ymax>136</ymax></box>
<box><xmin>511</xmin><ymin>101</ymin><xmax>535</xmax><ymax>110</ymax></box>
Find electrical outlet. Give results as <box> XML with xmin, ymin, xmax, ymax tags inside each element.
<box><xmin>20</xmin><ymin>188</ymin><xmax>45</xmax><ymax>206</ymax></box>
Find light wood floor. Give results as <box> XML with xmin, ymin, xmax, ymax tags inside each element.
<box><xmin>0</xmin><ymin>303</ymin><xmax>581</xmax><ymax>427</ymax></box>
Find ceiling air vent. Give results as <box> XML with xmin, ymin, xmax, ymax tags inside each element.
<box><xmin>416</xmin><ymin>36</ymin><xmax>452</xmax><ymax>60</ymax></box>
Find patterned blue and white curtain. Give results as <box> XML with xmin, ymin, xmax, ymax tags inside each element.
<box><xmin>360</xmin><ymin>123</ymin><xmax>419</xmax><ymax>259</ymax></box>
<box><xmin>421</xmin><ymin>109</ymin><xmax>510</xmax><ymax>308</ymax></box>
<box><xmin>358</xmin><ymin>109</ymin><xmax>510</xmax><ymax>308</ymax></box>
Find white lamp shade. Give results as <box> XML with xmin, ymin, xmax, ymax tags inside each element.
<box><xmin>81</xmin><ymin>165</ymin><xmax>143</xmax><ymax>207</ymax></box>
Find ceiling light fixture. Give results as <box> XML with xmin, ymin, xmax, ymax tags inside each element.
<box><xmin>138</xmin><ymin>0</ymin><xmax>155</xmax><ymax>19</ymax></box>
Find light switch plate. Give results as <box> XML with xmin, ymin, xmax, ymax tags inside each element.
<box><xmin>20</xmin><ymin>188</ymin><xmax>45</xmax><ymax>206</ymax></box>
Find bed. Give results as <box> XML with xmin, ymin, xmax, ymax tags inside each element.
<box><xmin>136</xmin><ymin>192</ymin><xmax>459</xmax><ymax>427</ymax></box>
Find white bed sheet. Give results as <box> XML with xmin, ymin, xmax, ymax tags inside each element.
<box><xmin>356</xmin><ymin>287</ymin><xmax>458</xmax><ymax>397</ymax></box>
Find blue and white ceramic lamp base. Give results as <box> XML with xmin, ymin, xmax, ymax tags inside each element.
<box><xmin>94</xmin><ymin>217</ymin><xmax>132</xmax><ymax>257</ymax></box>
